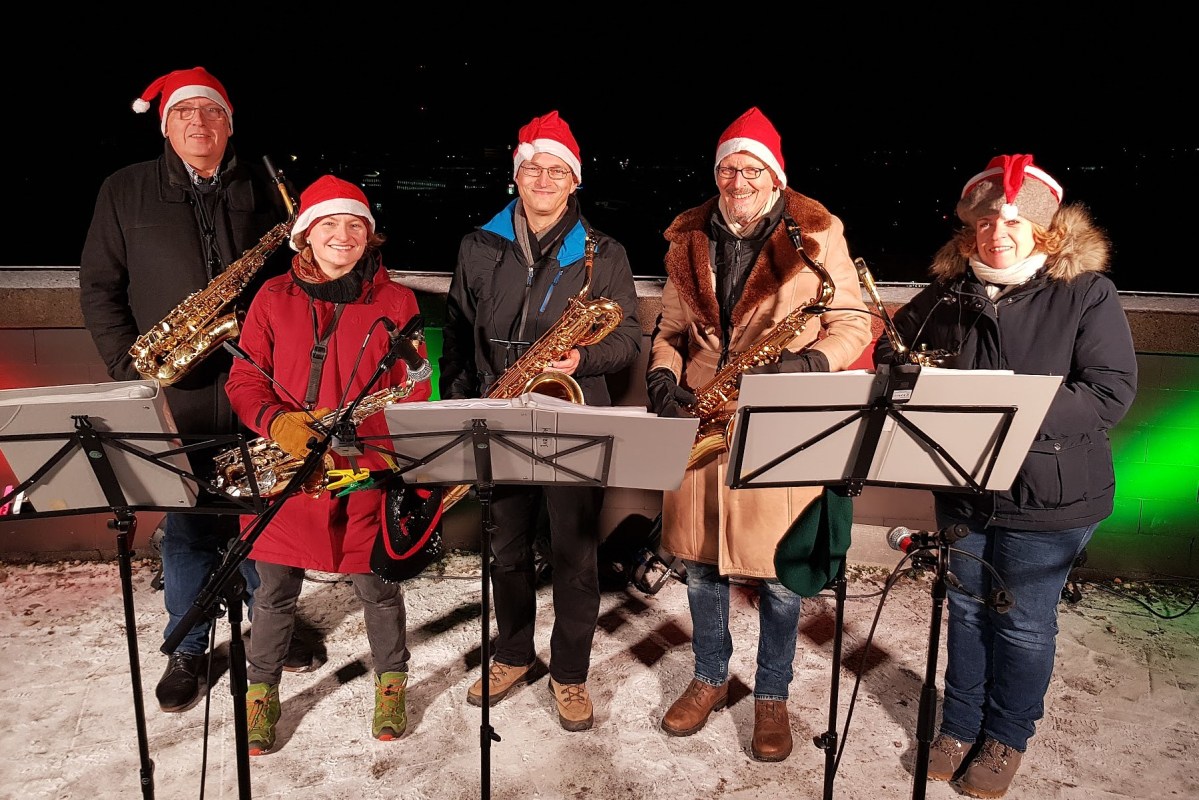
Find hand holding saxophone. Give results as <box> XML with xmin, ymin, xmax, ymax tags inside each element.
<box><xmin>744</xmin><ymin>349</ymin><xmax>830</xmax><ymax>375</ymax></box>
<box><xmin>543</xmin><ymin>348</ymin><xmax>581</xmax><ymax>375</ymax></box>
<box><xmin>646</xmin><ymin>368</ymin><xmax>697</xmax><ymax>418</ymax></box>
<box><xmin>268</xmin><ymin>408</ymin><xmax>331</xmax><ymax>459</ymax></box>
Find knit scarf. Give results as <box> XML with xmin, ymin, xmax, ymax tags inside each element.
<box><xmin>291</xmin><ymin>249</ymin><xmax>380</xmax><ymax>303</ymax></box>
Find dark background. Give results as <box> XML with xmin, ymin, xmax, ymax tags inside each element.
<box><xmin>9</xmin><ymin>29</ymin><xmax>1195</xmax><ymax>294</ymax></box>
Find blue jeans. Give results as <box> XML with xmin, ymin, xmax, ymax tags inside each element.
<box><xmin>682</xmin><ymin>560</ymin><xmax>804</xmax><ymax>700</ymax></box>
<box><xmin>938</xmin><ymin>518</ymin><xmax>1095</xmax><ymax>752</ymax></box>
<box><xmin>160</xmin><ymin>512</ymin><xmax>259</xmax><ymax>655</ymax></box>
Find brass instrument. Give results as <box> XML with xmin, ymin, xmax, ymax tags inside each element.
<box><xmin>855</xmin><ymin>257</ymin><xmax>950</xmax><ymax>367</ymax></box>
<box><xmin>129</xmin><ymin>158</ymin><xmax>297</xmax><ymax>386</ymax></box>
<box><xmin>441</xmin><ymin>235</ymin><xmax>624</xmax><ymax>510</ymax></box>
<box><xmin>683</xmin><ymin>219</ymin><xmax>835</xmax><ymax>471</ymax></box>
<box><xmin>214</xmin><ymin>382</ymin><xmax>418</xmax><ymax>499</ymax></box>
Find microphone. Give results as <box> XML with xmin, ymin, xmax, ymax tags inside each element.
<box><xmin>222</xmin><ymin>341</ymin><xmax>326</xmax><ymax>431</ymax></box>
<box><xmin>381</xmin><ymin>316</ymin><xmax>433</xmax><ymax>383</ymax></box>
<box><xmin>886</xmin><ymin>523</ymin><xmax>971</xmax><ymax>553</ymax></box>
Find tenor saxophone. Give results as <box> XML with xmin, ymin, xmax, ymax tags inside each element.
<box><xmin>214</xmin><ymin>382</ymin><xmax>418</xmax><ymax>499</ymax></box>
<box><xmin>440</xmin><ymin>235</ymin><xmax>624</xmax><ymax>511</ymax></box>
<box><xmin>129</xmin><ymin>157</ymin><xmax>297</xmax><ymax>386</ymax></box>
<box><xmin>682</xmin><ymin>218</ymin><xmax>835</xmax><ymax>471</ymax></box>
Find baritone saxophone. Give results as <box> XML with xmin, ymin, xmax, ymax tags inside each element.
<box><xmin>128</xmin><ymin>156</ymin><xmax>297</xmax><ymax>386</ymax></box>
<box><xmin>439</xmin><ymin>235</ymin><xmax>624</xmax><ymax>511</ymax></box>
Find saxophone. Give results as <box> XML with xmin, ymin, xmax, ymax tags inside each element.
<box><xmin>683</xmin><ymin>218</ymin><xmax>835</xmax><ymax>471</ymax></box>
<box><xmin>213</xmin><ymin>382</ymin><xmax>418</xmax><ymax>499</ymax></box>
<box><xmin>856</xmin><ymin>257</ymin><xmax>951</xmax><ymax>367</ymax></box>
<box><xmin>440</xmin><ymin>234</ymin><xmax>624</xmax><ymax>510</ymax></box>
<box><xmin>129</xmin><ymin>158</ymin><xmax>297</xmax><ymax>386</ymax></box>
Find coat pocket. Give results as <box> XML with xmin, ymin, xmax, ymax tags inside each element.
<box><xmin>1011</xmin><ymin>435</ymin><xmax>1104</xmax><ymax>511</ymax></box>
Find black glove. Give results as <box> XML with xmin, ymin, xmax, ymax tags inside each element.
<box><xmin>746</xmin><ymin>349</ymin><xmax>830</xmax><ymax>375</ymax></box>
<box><xmin>646</xmin><ymin>368</ymin><xmax>697</xmax><ymax>418</ymax></box>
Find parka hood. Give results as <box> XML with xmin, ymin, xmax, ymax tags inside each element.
<box><xmin>930</xmin><ymin>204</ymin><xmax>1111</xmax><ymax>283</ymax></box>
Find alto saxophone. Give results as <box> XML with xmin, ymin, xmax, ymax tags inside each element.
<box><xmin>855</xmin><ymin>257</ymin><xmax>951</xmax><ymax>367</ymax></box>
<box><xmin>440</xmin><ymin>234</ymin><xmax>624</xmax><ymax>511</ymax></box>
<box><xmin>129</xmin><ymin>157</ymin><xmax>297</xmax><ymax>386</ymax></box>
<box><xmin>214</xmin><ymin>382</ymin><xmax>418</xmax><ymax>499</ymax></box>
<box><xmin>683</xmin><ymin>217</ymin><xmax>835</xmax><ymax>471</ymax></box>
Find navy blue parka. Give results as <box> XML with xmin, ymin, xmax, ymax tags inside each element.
<box><xmin>873</xmin><ymin>205</ymin><xmax>1137</xmax><ymax>531</ymax></box>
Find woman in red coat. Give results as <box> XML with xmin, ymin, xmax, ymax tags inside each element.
<box><xmin>225</xmin><ymin>175</ymin><xmax>431</xmax><ymax>756</ymax></box>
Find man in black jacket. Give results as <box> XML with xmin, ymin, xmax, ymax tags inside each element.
<box><xmin>79</xmin><ymin>66</ymin><xmax>302</xmax><ymax>713</ymax></box>
<box><xmin>440</xmin><ymin>111</ymin><xmax>641</xmax><ymax>731</ymax></box>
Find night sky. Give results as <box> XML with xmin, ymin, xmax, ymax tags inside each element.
<box><xmin>11</xmin><ymin>26</ymin><xmax>1195</xmax><ymax>293</ymax></box>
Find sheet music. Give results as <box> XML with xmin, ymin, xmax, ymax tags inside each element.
<box><xmin>383</xmin><ymin>394</ymin><xmax>698</xmax><ymax>490</ymax></box>
<box><xmin>730</xmin><ymin>369</ymin><xmax>1061</xmax><ymax>491</ymax></box>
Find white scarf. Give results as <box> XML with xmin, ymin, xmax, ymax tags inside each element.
<box><xmin>969</xmin><ymin>253</ymin><xmax>1047</xmax><ymax>299</ymax></box>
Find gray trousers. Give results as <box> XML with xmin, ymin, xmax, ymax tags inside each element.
<box><xmin>246</xmin><ymin>560</ymin><xmax>409</xmax><ymax>685</ymax></box>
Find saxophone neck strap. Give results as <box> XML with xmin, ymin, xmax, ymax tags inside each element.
<box><xmin>305</xmin><ymin>298</ymin><xmax>347</xmax><ymax>409</ymax></box>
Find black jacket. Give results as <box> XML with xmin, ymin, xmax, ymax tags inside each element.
<box><xmin>874</xmin><ymin>205</ymin><xmax>1138</xmax><ymax>531</ymax></box>
<box><xmin>440</xmin><ymin>200</ymin><xmax>641</xmax><ymax>405</ymax></box>
<box><xmin>79</xmin><ymin>141</ymin><xmax>291</xmax><ymax>437</ymax></box>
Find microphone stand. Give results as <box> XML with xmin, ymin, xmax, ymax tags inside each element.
<box><xmin>163</xmin><ymin>421</ymin><xmax>338</xmax><ymax>800</ymax></box>
<box><xmin>907</xmin><ymin>523</ymin><xmax>969</xmax><ymax>800</ymax></box>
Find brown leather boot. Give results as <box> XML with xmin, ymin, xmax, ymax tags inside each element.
<box><xmin>467</xmin><ymin>661</ymin><xmax>532</xmax><ymax>707</ymax></box>
<box><xmin>750</xmin><ymin>699</ymin><xmax>793</xmax><ymax>762</ymax></box>
<box><xmin>661</xmin><ymin>679</ymin><xmax>728</xmax><ymax>736</ymax></box>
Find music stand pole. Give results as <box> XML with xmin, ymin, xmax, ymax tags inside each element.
<box><xmin>111</xmin><ymin>508</ymin><xmax>156</xmax><ymax>800</ymax></box>
<box><xmin>67</xmin><ymin>418</ymin><xmax>157</xmax><ymax>799</ymax></box>
<box><xmin>813</xmin><ymin>567</ymin><xmax>847</xmax><ymax>800</ymax></box>
<box><xmin>470</xmin><ymin>420</ymin><xmax>500</xmax><ymax>800</ymax></box>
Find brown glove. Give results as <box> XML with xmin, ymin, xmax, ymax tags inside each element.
<box><xmin>269</xmin><ymin>409</ymin><xmax>331</xmax><ymax>459</ymax></box>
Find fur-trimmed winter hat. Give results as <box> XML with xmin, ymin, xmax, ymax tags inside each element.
<box><xmin>132</xmin><ymin>66</ymin><xmax>233</xmax><ymax>136</ymax></box>
<box><xmin>957</xmin><ymin>154</ymin><xmax>1064</xmax><ymax>229</ymax></box>
<box><xmin>513</xmin><ymin>110</ymin><xmax>582</xmax><ymax>185</ymax></box>
<box><xmin>290</xmin><ymin>175</ymin><xmax>375</xmax><ymax>251</ymax></box>
<box><xmin>715</xmin><ymin>107</ymin><xmax>787</xmax><ymax>189</ymax></box>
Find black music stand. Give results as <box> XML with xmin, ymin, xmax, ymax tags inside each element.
<box><xmin>726</xmin><ymin>364</ymin><xmax>1060</xmax><ymax>800</ymax></box>
<box><xmin>0</xmin><ymin>380</ymin><xmax>264</xmax><ymax>800</ymax></box>
<box><xmin>378</xmin><ymin>396</ymin><xmax>699</xmax><ymax>800</ymax></box>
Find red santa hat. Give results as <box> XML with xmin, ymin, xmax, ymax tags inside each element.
<box><xmin>289</xmin><ymin>175</ymin><xmax>376</xmax><ymax>251</ymax></box>
<box><xmin>957</xmin><ymin>154</ymin><xmax>1064</xmax><ymax>229</ymax></box>
<box><xmin>132</xmin><ymin>66</ymin><xmax>233</xmax><ymax>136</ymax></box>
<box><xmin>715</xmin><ymin>107</ymin><xmax>787</xmax><ymax>189</ymax></box>
<box><xmin>513</xmin><ymin>110</ymin><xmax>582</xmax><ymax>185</ymax></box>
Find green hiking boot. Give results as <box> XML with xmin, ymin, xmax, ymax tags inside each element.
<box><xmin>373</xmin><ymin>672</ymin><xmax>408</xmax><ymax>740</ymax></box>
<box><xmin>246</xmin><ymin>682</ymin><xmax>280</xmax><ymax>756</ymax></box>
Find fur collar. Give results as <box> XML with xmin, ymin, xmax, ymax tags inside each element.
<box><xmin>662</xmin><ymin>188</ymin><xmax>834</xmax><ymax>328</ymax></box>
<box><xmin>930</xmin><ymin>204</ymin><xmax>1111</xmax><ymax>283</ymax></box>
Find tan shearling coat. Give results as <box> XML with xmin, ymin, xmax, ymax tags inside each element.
<box><xmin>650</xmin><ymin>189</ymin><xmax>871</xmax><ymax>578</ymax></box>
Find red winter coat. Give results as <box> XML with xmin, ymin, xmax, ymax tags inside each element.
<box><xmin>225</xmin><ymin>262</ymin><xmax>431</xmax><ymax>572</ymax></box>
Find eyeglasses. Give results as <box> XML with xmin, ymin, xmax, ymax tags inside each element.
<box><xmin>518</xmin><ymin>163</ymin><xmax>573</xmax><ymax>180</ymax></box>
<box><xmin>171</xmin><ymin>105</ymin><xmax>227</xmax><ymax>121</ymax></box>
<box><xmin>716</xmin><ymin>165</ymin><xmax>767</xmax><ymax>180</ymax></box>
